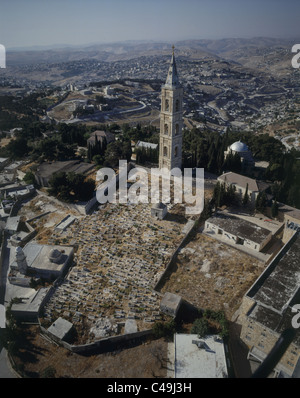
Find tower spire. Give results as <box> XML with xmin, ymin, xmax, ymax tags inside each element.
<box><xmin>165</xmin><ymin>46</ymin><xmax>180</xmax><ymax>89</ymax></box>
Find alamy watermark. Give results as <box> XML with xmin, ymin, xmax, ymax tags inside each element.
<box><xmin>291</xmin><ymin>305</ymin><xmax>300</xmax><ymax>329</ymax></box>
<box><xmin>291</xmin><ymin>44</ymin><xmax>300</xmax><ymax>69</ymax></box>
<box><xmin>0</xmin><ymin>44</ymin><xmax>6</xmax><ymax>68</ymax></box>
<box><xmin>96</xmin><ymin>161</ymin><xmax>204</xmax><ymax>215</ymax></box>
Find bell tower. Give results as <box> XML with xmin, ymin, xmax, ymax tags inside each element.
<box><xmin>159</xmin><ymin>46</ymin><xmax>183</xmax><ymax>171</ymax></box>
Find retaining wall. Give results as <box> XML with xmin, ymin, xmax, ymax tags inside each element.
<box><xmin>40</xmin><ymin>323</ymin><xmax>152</xmax><ymax>355</ymax></box>
<box><xmin>154</xmin><ymin>219</ymin><xmax>195</xmax><ymax>291</ymax></box>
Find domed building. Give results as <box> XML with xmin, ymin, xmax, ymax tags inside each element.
<box><xmin>49</xmin><ymin>248</ymin><xmax>63</xmax><ymax>264</ymax></box>
<box><xmin>224</xmin><ymin>140</ymin><xmax>254</xmax><ymax>171</ymax></box>
<box><xmin>10</xmin><ymin>243</ymin><xmax>73</xmax><ymax>280</ymax></box>
<box><xmin>230</xmin><ymin>140</ymin><xmax>249</xmax><ymax>153</ymax></box>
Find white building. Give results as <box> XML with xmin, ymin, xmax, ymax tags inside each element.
<box><xmin>151</xmin><ymin>202</ymin><xmax>168</xmax><ymax>220</ymax></box>
<box><xmin>218</xmin><ymin>172</ymin><xmax>269</xmax><ymax>205</ymax></box>
<box><xmin>224</xmin><ymin>140</ymin><xmax>254</xmax><ymax>170</ymax></box>
<box><xmin>10</xmin><ymin>243</ymin><xmax>74</xmax><ymax>280</ymax></box>
<box><xmin>170</xmin><ymin>334</ymin><xmax>228</xmax><ymax>378</ymax></box>
<box><xmin>204</xmin><ymin>214</ymin><xmax>272</xmax><ymax>253</ymax></box>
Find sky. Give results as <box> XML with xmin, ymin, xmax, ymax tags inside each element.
<box><xmin>0</xmin><ymin>0</ymin><xmax>299</xmax><ymax>49</ymax></box>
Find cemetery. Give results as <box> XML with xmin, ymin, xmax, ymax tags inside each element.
<box><xmin>39</xmin><ymin>201</ymin><xmax>188</xmax><ymax>343</ymax></box>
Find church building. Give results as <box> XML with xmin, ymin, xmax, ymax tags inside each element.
<box><xmin>159</xmin><ymin>47</ymin><xmax>183</xmax><ymax>171</ymax></box>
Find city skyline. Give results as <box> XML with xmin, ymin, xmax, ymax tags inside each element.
<box><xmin>0</xmin><ymin>0</ymin><xmax>299</xmax><ymax>50</ymax></box>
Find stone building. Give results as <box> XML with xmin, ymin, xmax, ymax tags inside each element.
<box><xmin>224</xmin><ymin>140</ymin><xmax>254</xmax><ymax>171</ymax></box>
<box><xmin>47</xmin><ymin>317</ymin><xmax>74</xmax><ymax>343</ymax></box>
<box><xmin>151</xmin><ymin>202</ymin><xmax>167</xmax><ymax>220</ymax></box>
<box><xmin>204</xmin><ymin>213</ymin><xmax>272</xmax><ymax>253</ymax></box>
<box><xmin>218</xmin><ymin>171</ymin><xmax>269</xmax><ymax>206</ymax></box>
<box><xmin>160</xmin><ymin>292</ymin><xmax>182</xmax><ymax>318</ymax></box>
<box><xmin>10</xmin><ymin>242</ymin><xmax>74</xmax><ymax>280</ymax></box>
<box><xmin>87</xmin><ymin>130</ymin><xmax>115</xmax><ymax>147</ymax></box>
<box><xmin>34</xmin><ymin>160</ymin><xmax>95</xmax><ymax>187</ymax></box>
<box><xmin>238</xmin><ymin>232</ymin><xmax>300</xmax><ymax>377</ymax></box>
<box><xmin>159</xmin><ymin>47</ymin><xmax>183</xmax><ymax>171</ymax></box>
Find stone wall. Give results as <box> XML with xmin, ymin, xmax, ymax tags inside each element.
<box><xmin>154</xmin><ymin>219</ymin><xmax>195</xmax><ymax>291</ymax></box>
<box><xmin>40</xmin><ymin>323</ymin><xmax>152</xmax><ymax>355</ymax></box>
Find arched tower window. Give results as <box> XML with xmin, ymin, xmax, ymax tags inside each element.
<box><xmin>164</xmin><ymin>124</ymin><xmax>168</xmax><ymax>135</ymax></box>
<box><xmin>163</xmin><ymin>146</ymin><xmax>168</xmax><ymax>157</ymax></box>
<box><xmin>165</xmin><ymin>99</ymin><xmax>169</xmax><ymax>112</ymax></box>
<box><xmin>175</xmin><ymin>99</ymin><xmax>180</xmax><ymax>112</ymax></box>
<box><xmin>174</xmin><ymin>146</ymin><xmax>178</xmax><ymax>157</ymax></box>
<box><xmin>175</xmin><ymin>124</ymin><xmax>179</xmax><ymax>135</ymax></box>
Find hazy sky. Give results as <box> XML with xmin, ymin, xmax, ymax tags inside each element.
<box><xmin>0</xmin><ymin>0</ymin><xmax>299</xmax><ymax>49</ymax></box>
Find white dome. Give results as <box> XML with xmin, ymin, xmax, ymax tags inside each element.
<box><xmin>49</xmin><ymin>249</ymin><xmax>62</xmax><ymax>262</ymax></box>
<box><xmin>230</xmin><ymin>140</ymin><xmax>249</xmax><ymax>152</ymax></box>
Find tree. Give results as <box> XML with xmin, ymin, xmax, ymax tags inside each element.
<box><xmin>271</xmin><ymin>199</ymin><xmax>278</xmax><ymax>218</ymax></box>
<box><xmin>222</xmin><ymin>152</ymin><xmax>242</xmax><ymax>173</ymax></box>
<box><xmin>255</xmin><ymin>191</ymin><xmax>268</xmax><ymax>214</ymax></box>
<box><xmin>23</xmin><ymin>171</ymin><xmax>35</xmax><ymax>185</ymax></box>
<box><xmin>200</xmin><ymin>199</ymin><xmax>213</xmax><ymax>222</ymax></box>
<box><xmin>104</xmin><ymin>140</ymin><xmax>132</xmax><ymax>168</ymax></box>
<box><xmin>6</xmin><ymin>137</ymin><xmax>29</xmax><ymax>159</ymax></box>
<box><xmin>191</xmin><ymin>318</ymin><xmax>209</xmax><ymax>338</ymax></box>
<box><xmin>48</xmin><ymin>172</ymin><xmax>95</xmax><ymax>203</ymax></box>
<box><xmin>152</xmin><ymin>320</ymin><xmax>176</xmax><ymax>339</ymax></box>
<box><xmin>242</xmin><ymin>183</ymin><xmax>249</xmax><ymax>206</ymax></box>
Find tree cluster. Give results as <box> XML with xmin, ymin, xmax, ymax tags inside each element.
<box><xmin>103</xmin><ymin>139</ymin><xmax>132</xmax><ymax>168</ymax></box>
<box><xmin>191</xmin><ymin>309</ymin><xmax>229</xmax><ymax>339</ymax></box>
<box><xmin>266</xmin><ymin>149</ymin><xmax>300</xmax><ymax>209</ymax></box>
<box><xmin>87</xmin><ymin>136</ymin><xmax>107</xmax><ymax>163</ymax></box>
<box><xmin>211</xmin><ymin>181</ymin><xmax>237</xmax><ymax>208</ymax></box>
<box><xmin>152</xmin><ymin>319</ymin><xmax>176</xmax><ymax>340</ymax></box>
<box><xmin>48</xmin><ymin>172</ymin><xmax>95</xmax><ymax>203</ymax></box>
<box><xmin>182</xmin><ymin>127</ymin><xmax>300</xmax><ymax>210</ymax></box>
<box><xmin>135</xmin><ymin>146</ymin><xmax>158</xmax><ymax>165</ymax></box>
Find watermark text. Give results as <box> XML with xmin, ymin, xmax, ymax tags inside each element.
<box><xmin>96</xmin><ymin>161</ymin><xmax>204</xmax><ymax>216</ymax></box>
<box><xmin>291</xmin><ymin>44</ymin><xmax>300</xmax><ymax>69</ymax></box>
<box><xmin>291</xmin><ymin>304</ymin><xmax>300</xmax><ymax>329</ymax></box>
<box><xmin>0</xmin><ymin>44</ymin><xmax>6</xmax><ymax>68</ymax></box>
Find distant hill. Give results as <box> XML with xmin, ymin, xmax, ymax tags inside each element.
<box><xmin>5</xmin><ymin>37</ymin><xmax>296</xmax><ymax>76</ymax></box>
<box><xmin>6</xmin><ymin>40</ymin><xmax>214</xmax><ymax>65</ymax></box>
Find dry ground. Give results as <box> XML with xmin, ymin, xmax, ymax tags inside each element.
<box><xmin>12</xmin><ymin>326</ymin><xmax>169</xmax><ymax>378</ymax></box>
<box><xmin>160</xmin><ymin>229</ymin><xmax>265</xmax><ymax>320</ymax></box>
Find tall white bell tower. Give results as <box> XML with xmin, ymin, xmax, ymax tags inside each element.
<box><xmin>159</xmin><ymin>46</ymin><xmax>183</xmax><ymax>171</ymax></box>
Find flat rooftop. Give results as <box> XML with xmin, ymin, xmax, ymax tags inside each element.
<box><xmin>47</xmin><ymin>317</ymin><xmax>73</xmax><ymax>341</ymax></box>
<box><xmin>218</xmin><ymin>172</ymin><xmax>269</xmax><ymax>192</ymax></box>
<box><xmin>247</xmin><ymin>233</ymin><xmax>300</xmax><ymax>345</ymax></box>
<box><xmin>35</xmin><ymin>160</ymin><xmax>94</xmax><ymax>179</ymax></box>
<box><xmin>11</xmin><ymin>287</ymin><xmax>49</xmax><ymax>316</ymax></box>
<box><xmin>10</xmin><ymin>243</ymin><xmax>73</xmax><ymax>274</ymax></box>
<box><xmin>206</xmin><ymin>214</ymin><xmax>271</xmax><ymax>244</ymax></box>
<box><xmin>252</xmin><ymin>233</ymin><xmax>300</xmax><ymax>313</ymax></box>
<box><xmin>172</xmin><ymin>334</ymin><xmax>228</xmax><ymax>378</ymax></box>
